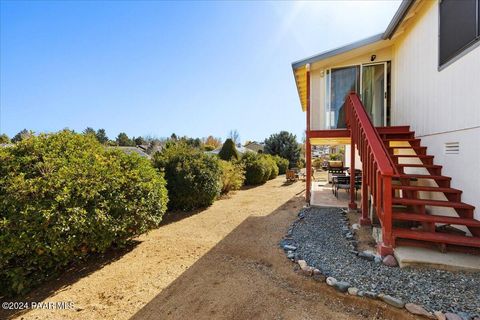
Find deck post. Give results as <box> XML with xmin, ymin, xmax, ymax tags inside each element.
<box><xmin>305</xmin><ymin>65</ymin><xmax>311</xmax><ymax>203</ymax></box>
<box><xmin>378</xmin><ymin>176</ymin><xmax>394</xmax><ymax>256</ymax></box>
<box><xmin>348</xmin><ymin>137</ymin><xmax>357</xmax><ymax>210</ymax></box>
<box><xmin>360</xmin><ymin>163</ymin><xmax>371</xmax><ymax>225</ymax></box>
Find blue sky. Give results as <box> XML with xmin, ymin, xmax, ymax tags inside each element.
<box><xmin>0</xmin><ymin>1</ymin><xmax>400</xmax><ymax>142</ymax></box>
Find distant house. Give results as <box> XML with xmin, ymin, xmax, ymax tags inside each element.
<box><xmin>244</xmin><ymin>141</ymin><xmax>264</xmax><ymax>153</ymax></box>
<box><xmin>207</xmin><ymin>145</ymin><xmax>255</xmax><ymax>156</ymax></box>
<box><xmin>108</xmin><ymin>146</ymin><xmax>151</xmax><ymax>158</ymax></box>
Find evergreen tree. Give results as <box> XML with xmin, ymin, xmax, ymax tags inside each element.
<box><xmin>218</xmin><ymin>138</ymin><xmax>239</xmax><ymax>161</ymax></box>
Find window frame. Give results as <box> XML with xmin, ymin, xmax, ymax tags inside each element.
<box><xmin>438</xmin><ymin>0</ymin><xmax>480</xmax><ymax>71</ymax></box>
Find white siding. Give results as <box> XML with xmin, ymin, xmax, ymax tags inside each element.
<box><xmin>392</xmin><ymin>1</ymin><xmax>480</xmax><ymax>136</ymax></box>
<box><xmin>392</xmin><ymin>1</ymin><xmax>480</xmax><ymax>219</ymax></box>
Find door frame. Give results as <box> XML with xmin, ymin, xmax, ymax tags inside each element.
<box><xmin>360</xmin><ymin>62</ymin><xmax>388</xmax><ymax>127</ymax></box>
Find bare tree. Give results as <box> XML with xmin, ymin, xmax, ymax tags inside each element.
<box><xmin>228</xmin><ymin>130</ymin><xmax>240</xmax><ymax>145</ymax></box>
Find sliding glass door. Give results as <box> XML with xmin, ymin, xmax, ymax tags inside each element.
<box><xmin>360</xmin><ymin>62</ymin><xmax>388</xmax><ymax>127</ymax></box>
<box><xmin>325</xmin><ymin>62</ymin><xmax>390</xmax><ymax>129</ymax></box>
<box><xmin>326</xmin><ymin>66</ymin><xmax>360</xmax><ymax>129</ymax></box>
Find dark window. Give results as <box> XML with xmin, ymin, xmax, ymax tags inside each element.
<box><xmin>439</xmin><ymin>0</ymin><xmax>480</xmax><ymax>67</ymax></box>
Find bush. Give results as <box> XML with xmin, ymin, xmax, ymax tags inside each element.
<box><xmin>0</xmin><ymin>131</ymin><xmax>168</xmax><ymax>296</ymax></box>
<box><xmin>219</xmin><ymin>160</ymin><xmax>245</xmax><ymax>194</ymax></box>
<box><xmin>262</xmin><ymin>154</ymin><xmax>279</xmax><ymax>180</ymax></box>
<box><xmin>218</xmin><ymin>138</ymin><xmax>239</xmax><ymax>161</ymax></box>
<box><xmin>153</xmin><ymin>143</ymin><xmax>221</xmax><ymax>211</ymax></box>
<box><xmin>242</xmin><ymin>153</ymin><xmax>279</xmax><ymax>185</ymax></box>
<box><xmin>273</xmin><ymin>155</ymin><xmax>289</xmax><ymax>174</ymax></box>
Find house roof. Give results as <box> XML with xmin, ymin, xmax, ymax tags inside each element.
<box><xmin>291</xmin><ymin>0</ymin><xmax>415</xmax><ymax>111</ymax></box>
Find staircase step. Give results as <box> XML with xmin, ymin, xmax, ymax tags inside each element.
<box><xmin>391</xmin><ymin>185</ymin><xmax>461</xmax><ymax>194</ymax></box>
<box><xmin>391</xmin><ymin>154</ymin><xmax>434</xmax><ymax>159</ymax></box>
<box><xmin>395</xmin><ymin>164</ymin><xmax>441</xmax><ymax>169</ymax></box>
<box><xmin>383</xmin><ymin>138</ymin><xmax>421</xmax><ymax>143</ymax></box>
<box><xmin>376</xmin><ymin>126</ymin><xmax>411</xmax><ymax>133</ymax></box>
<box><xmin>388</xmin><ymin>146</ymin><xmax>427</xmax><ymax>154</ymax></box>
<box><xmin>392</xmin><ymin>198</ymin><xmax>475</xmax><ymax>210</ymax></box>
<box><xmin>393</xmin><ymin>212</ymin><xmax>480</xmax><ymax>227</ymax></box>
<box><xmin>394</xmin><ymin>174</ymin><xmax>451</xmax><ymax>181</ymax></box>
<box><xmin>393</xmin><ymin>228</ymin><xmax>480</xmax><ymax>248</ymax></box>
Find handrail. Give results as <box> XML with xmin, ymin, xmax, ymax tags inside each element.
<box><xmin>345</xmin><ymin>93</ymin><xmax>397</xmax><ymax>176</ymax></box>
<box><xmin>344</xmin><ymin>92</ymin><xmax>397</xmax><ymax>255</ymax></box>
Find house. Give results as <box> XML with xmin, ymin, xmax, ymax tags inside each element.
<box><xmin>207</xmin><ymin>145</ymin><xmax>255</xmax><ymax>156</ymax></box>
<box><xmin>292</xmin><ymin>0</ymin><xmax>480</xmax><ymax>255</ymax></box>
<box><xmin>244</xmin><ymin>141</ymin><xmax>264</xmax><ymax>153</ymax></box>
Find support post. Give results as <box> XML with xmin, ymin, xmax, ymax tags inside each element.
<box><xmin>378</xmin><ymin>176</ymin><xmax>394</xmax><ymax>256</ymax></box>
<box><xmin>306</xmin><ymin>138</ymin><xmax>312</xmax><ymax>203</ymax></box>
<box><xmin>360</xmin><ymin>163</ymin><xmax>371</xmax><ymax>225</ymax></box>
<box><xmin>305</xmin><ymin>64</ymin><xmax>311</xmax><ymax>203</ymax></box>
<box><xmin>348</xmin><ymin>136</ymin><xmax>357</xmax><ymax>210</ymax></box>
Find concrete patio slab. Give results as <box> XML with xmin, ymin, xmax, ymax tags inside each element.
<box><xmin>394</xmin><ymin>246</ymin><xmax>480</xmax><ymax>272</ymax></box>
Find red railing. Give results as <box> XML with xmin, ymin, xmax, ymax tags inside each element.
<box><xmin>344</xmin><ymin>92</ymin><xmax>398</xmax><ymax>255</ymax></box>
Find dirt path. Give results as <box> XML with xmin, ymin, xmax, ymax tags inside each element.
<box><xmin>3</xmin><ymin>176</ymin><xmax>417</xmax><ymax>320</ymax></box>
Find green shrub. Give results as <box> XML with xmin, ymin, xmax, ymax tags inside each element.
<box><xmin>273</xmin><ymin>155</ymin><xmax>289</xmax><ymax>174</ymax></box>
<box><xmin>153</xmin><ymin>143</ymin><xmax>221</xmax><ymax>211</ymax></box>
<box><xmin>218</xmin><ymin>138</ymin><xmax>239</xmax><ymax>161</ymax></box>
<box><xmin>262</xmin><ymin>154</ymin><xmax>279</xmax><ymax>180</ymax></box>
<box><xmin>0</xmin><ymin>131</ymin><xmax>168</xmax><ymax>296</ymax></box>
<box><xmin>241</xmin><ymin>153</ymin><xmax>279</xmax><ymax>185</ymax></box>
<box><xmin>219</xmin><ymin>160</ymin><xmax>245</xmax><ymax>194</ymax></box>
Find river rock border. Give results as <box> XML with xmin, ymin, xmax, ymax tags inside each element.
<box><xmin>280</xmin><ymin>206</ymin><xmax>480</xmax><ymax>320</ymax></box>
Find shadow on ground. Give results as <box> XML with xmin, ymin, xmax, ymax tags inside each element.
<box><xmin>130</xmin><ymin>194</ymin><xmax>416</xmax><ymax>320</ymax></box>
<box><xmin>0</xmin><ymin>240</ymin><xmax>140</xmax><ymax>319</ymax></box>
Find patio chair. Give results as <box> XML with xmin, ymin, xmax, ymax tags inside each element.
<box><xmin>286</xmin><ymin>169</ymin><xmax>297</xmax><ymax>182</ymax></box>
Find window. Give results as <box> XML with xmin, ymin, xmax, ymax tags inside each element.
<box><xmin>439</xmin><ymin>0</ymin><xmax>480</xmax><ymax>67</ymax></box>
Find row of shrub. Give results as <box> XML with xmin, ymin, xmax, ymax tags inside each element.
<box><xmin>0</xmin><ymin>132</ymin><xmax>290</xmax><ymax>296</ymax></box>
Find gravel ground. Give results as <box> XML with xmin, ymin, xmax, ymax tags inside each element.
<box><xmin>283</xmin><ymin>206</ymin><xmax>480</xmax><ymax>318</ymax></box>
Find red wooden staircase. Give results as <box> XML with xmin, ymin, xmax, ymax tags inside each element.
<box><xmin>344</xmin><ymin>93</ymin><xmax>480</xmax><ymax>255</ymax></box>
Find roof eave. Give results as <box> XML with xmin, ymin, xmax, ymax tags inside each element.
<box><xmin>291</xmin><ymin>33</ymin><xmax>384</xmax><ymax>70</ymax></box>
<box><xmin>382</xmin><ymin>0</ymin><xmax>415</xmax><ymax>39</ymax></box>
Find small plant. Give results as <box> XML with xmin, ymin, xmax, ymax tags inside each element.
<box><xmin>329</xmin><ymin>153</ymin><xmax>341</xmax><ymax>161</ymax></box>
<box><xmin>219</xmin><ymin>160</ymin><xmax>245</xmax><ymax>194</ymax></box>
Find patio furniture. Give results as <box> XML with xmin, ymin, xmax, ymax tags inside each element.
<box><xmin>333</xmin><ymin>172</ymin><xmax>362</xmax><ymax>199</ymax></box>
<box><xmin>286</xmin><ymin>169</ymin><xmax>297</xmax><ymax>182</ymax></box>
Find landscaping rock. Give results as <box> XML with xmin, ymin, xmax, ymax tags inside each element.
<box><xmin>405</xmin><ymin>303</ymin><xmax>434</xmax><ymax>318</ymax></box>
<box><xmin>374</xmin><ymin>256</ymin><xmax>382</xmax><ymax>264</ymax></box>
<box><xmin>284</xmin><ymin>207</ymin><xmax>480</xmax><ymax>316</ymax></box>
<box><xmin>358</xmin><ymin>251</ymin><xmax>375</xmax><ymax>261</ymax></box>
<box><xmin>297</xmin><ymin>260</ymin><xmax>314</xmax><ymax>276</ymax></box>
<box><xmin>283</xmin><ymin>244</ymin><xmax>297</xmax><ymax>251</ymax></box>
<box><xmin>351</xmin><ymin>223</ymin><xmax>360</xmax><ymax>230</ymax></box>
<box><xmin>434</xmin><ymin>311</ymin><xmax>446</xmax><ymax>320</ymax></box>
<box><xmin>347</xmin><ymin>287</ymin><xmax>359</xmax><ymax>296</ymax></box>
<box><xmin>334</xmin><ymin>281</ymin><xmax>350</xmax><ymax>293</ymax></box>
<box><xmin>287</xmin><ymin>251</ymin><xmax>295</xmax><ymax>259</ymax></box>
<box><xmin>326</xmin><ymin>277</ymin><xmax>337</xmax><ymax>286</ymax></box>
<box><xmin>378</xmin><ymin>294</ymin><xmax>405</xmax><ymax>308</ymax></box>
<box><xmin>455</xmin><ymin>312</ymin><xmax>473</xmax><ymax>320</ymax></box>
<box><xmin>363</xmin><ymin>291</ymin><xmax>378</xmax><ymax>299</ymax></box>
<box><xmin>445</xmin><ymin>313</ymin><xmax>463</xmax><ymax>320</ymax></box>
<box><xmin>382</xmin><ymin>255</ymin><xmax>398</xmax><ymax>267</ymax></box>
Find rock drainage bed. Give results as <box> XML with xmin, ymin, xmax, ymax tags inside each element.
<box><xmin>281</xmin><ymin>206</ymin><xmax>480</xmax><ymax>320</ymax></box>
